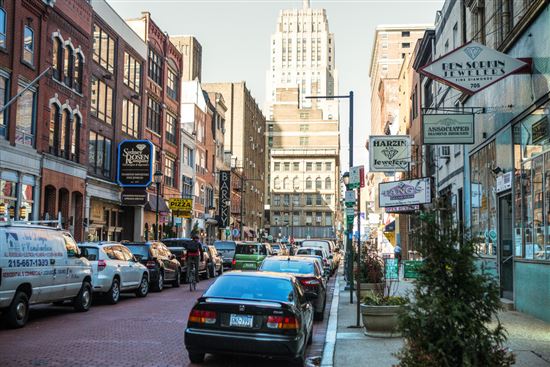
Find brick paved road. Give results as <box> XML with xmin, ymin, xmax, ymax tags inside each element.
<box><xmin>0</xmin><ymin>274</ymin><xmax>335</xmax><ymax>367</ymax></box>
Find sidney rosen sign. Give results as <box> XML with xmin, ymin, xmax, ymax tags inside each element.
<box><xmin>369</xmin><ymin>136</ymin><xmax>411</xmax><ymax>172</ymax></box>
<box><xmin>423</xmin><ymin>114</ymin><xmax>474</xmax><ymax>144</ymax></box>
<box><xmin>379</xmin><ymin>178</ymin><xmax>431</xmax><ymax>207</ymax></box>
<box><xmin>420</xmin><ymin>41</ymin><xmax>528</xmax><ymax>94</ymax></box>
<box><xmin>117</xmin><ymin>140</ymin><xmax>154</xmax><ymax>187</ymax></box>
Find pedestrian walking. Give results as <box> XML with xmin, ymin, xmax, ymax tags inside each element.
<box><xmin>187</xmin><ymin>235</ymin><xmax>201</xmax><ymax>283</ymax></box>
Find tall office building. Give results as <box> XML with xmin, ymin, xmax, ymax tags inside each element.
<box><xmin>265</xmin><ymin>0</ymin><xmax>338</xmax><ymax>120</ymax></box>
<box><xmin>265</xmin><ymin>1</ymin><xmax>340</xmax><ymax>240</ymax></box>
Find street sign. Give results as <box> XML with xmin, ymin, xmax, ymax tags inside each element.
<box><xmin>169</xmin><ymin>198</ymin><xmax>193</xmax><ymax>211</ymax></box>
<box><xmin>225</xmin><ymin>229</ymin><xmax>231</xmax><ymax>237</ymax></box>
<box><xmin>117</xmin><ymin>140</ymin><xmax>154</xmax><ymax>187</ymax></box>
<box><xmin>385</xmin><ymin>258</ymin><xmax>399</xmax><ymax>280</ymax></box>
<box><xmin>232</xmin><ymin>228</ymin><xmax>240</xmax><ymax>237</ymax></box>
<box><xmin>403</xmin><ymin>260</ymin><xmax>423</xmax><ymax>279</ymax></box>
<box><xmin>345</xmin><ymin>190</ymin><xmax>356</xmax><ymax>207</ymax></box>
<box><xmin>268</xmin><ymin>235</ymin><xmax>273</xmax><ymax>241</ymax></box>
<box><xmin>121</xmin><ymin>188</ymin><xmax>148</xmax><ymax>206</ymax></box>
<box><xmin>345</xmin><ymin>207</ymin><xmax>355</xmax><ymax>217</ymax></box>
<box><xmin>348</xmin><ymin>165</ymin><xmax>364</xmax><ymax>189</ymax></box>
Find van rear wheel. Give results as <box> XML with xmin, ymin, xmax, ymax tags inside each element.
<box><xmin>4</xmin><ymin>291</ymin><xmax>29</xmax><ymax>328</ymax></box>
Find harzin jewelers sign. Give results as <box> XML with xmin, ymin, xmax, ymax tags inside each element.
<box><xmin>379</xmin><ymin>178</ymin><xmax>432</xmax><ymax>207</ymax></box>
<box><xmin>369</xmin><ymin>135</ymin><xmax>411</xmax><ymax>172</ymax></box>
<box><xmin>422</xmin><ymin>114</ymin><xmax>474</xmax><ymax>144</ymax></box>
<box><xmin>420</xmin><ymin>41</ymin><xmax>529</xmax><ymax>94</ymax></box>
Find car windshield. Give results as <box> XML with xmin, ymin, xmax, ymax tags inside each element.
<box><xmin>78</xmin><ymin>246</ymin><xmax>99</xmax><ymax>261</ymax></box>
<box><xmin>297</xmin><ymin>248</ymin><xmax>324</xmax><ymax>257</ymax></box>
<box><xmin>162</xmin><ymin>239</ymin><xmax>192</xmax><ymax>248</ymax></box>
<box><xmin>205</xmin><ymin>275</ymin><xmax>294</xmax><ymax>302</ymax></box>
<box><xmin>213</xmin><ymin>241</ymin><xmax>236</xmax><ymax>250</ymax></box>
<box><xmin>125</xmin><ymin>245</ymin><xmax>151</xmax><ymax>260</ymax></box>
<box><xmin>260</xmin><ymin>260</ymin><xmax>315</xmax><ymax>274</ymax></box>
<box><xmin>302</xmin><ymin>241</ymin><xmax>330</xmax><ymax>252</ymax></box>
<box><xmin>236</xmin><ymin>244</ymin><xmax>261</xmax><ymax>255</ymax></box>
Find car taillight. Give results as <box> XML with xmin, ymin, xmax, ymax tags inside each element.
<box><xmin>300</xmin><ymin>278</ymin><xmax>320</xmax><ymax>286</ymax></box>
<box><xmin>146</xmin><ymin>260</ymin><xmax>156</xmax><ymax>269</ymax></box>
<box><xmin>97</xmin><ymin>260</ymin><xmax>107</xmax><ymax>271</ymax></box>
<box><xmin>267</xmin><ymin>315</ymin><xmax>300</xmax><ymax>329</ymax></box>
<box><xmin>189</xmin><ymin>309</ymin><xmax>217</xmax><ymax>324</ymax></box>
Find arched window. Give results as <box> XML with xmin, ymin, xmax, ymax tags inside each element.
<box><xmin>0</xmin><ymin>8</ymin><xmax>6</xmax><ymax>48</ymax></box>
<box><xmin>63</xmin><ymin>45</ymin><xmax>73</xmax><ymax>87</ymax></box>
<box><xmin>274</xmin><ymin>177</ymin><xmax>281</xmax><ymax>190</ymax></box>
<box><xmin>23</xmin><ymin>26</ymin><xmax>34</xmax><ymax>65</ymax></box>
<box><xmin>60</xmin><ymin>109</ymin><xmax>70</xmax><ymax>158</ymax></box>
<box><xmin>315</xmin><ymin>177</ymin><xmax>322</xmax><ymax>190</ymax></box>
<box><xmin>74</xmin><ymin>52</ymin><xmax>83</xmax><ymax>93</ymax></box>
<box><xmin>52</xmin><ymin>37</ymin><xmax>63</xmax><ymax>80</ymax></box>
<box><xmin>305</xmin><ymin>177</ymin><xmax>312</xmax><ymax>190</ymax></box>
<box><xmin>325</xmin><ymin>177</ymin><xmax>331</xmax><ymax>190</ymax></box>
<box><xmin>49</xmin><ymin>104</ymin><xmax>60</xmax><ymax>154</ymax></box>
<box><xmin>293</xmin><ymin>177</ymin><xmax>299</xmax><ymax>190</ymax></box>
<box><xmin>283</xmin><ymin>177</ymin><xmax>289</xmax><ymax>190</ymax></box>
<box><xmin>71</xmin><ymin>114</ymin><xmax>80</xmax><ymax>162</ymax></box>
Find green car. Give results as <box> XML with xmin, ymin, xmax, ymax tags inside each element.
<box><xmin>233</xmin><ymin>242</ymin><xmax>273</xmax><ymax>271</ymax></box>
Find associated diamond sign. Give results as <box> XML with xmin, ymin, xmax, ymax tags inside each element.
<box><xmin>420</xmin><ymin>41</ymin><xmax>529</xmax><ymax>95</ymax></box>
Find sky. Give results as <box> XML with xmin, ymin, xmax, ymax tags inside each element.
<box><xmin>107</xmin><ymin>0</ymin><xmax>443</xmax><ymax>171</ymax></box>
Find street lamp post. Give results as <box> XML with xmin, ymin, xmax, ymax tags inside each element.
<box><xmin>154</xmin><ymin>170</ymin><xmax>163</xmax><ymax>241</ymax></box>
<box><xmin>342</xmin><ymin>172</ymin><xmax>354</xmax><ymax>304</ymax></box>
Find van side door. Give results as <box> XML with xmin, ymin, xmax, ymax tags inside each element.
<box><xmin>62</xmin><ymin>232</ymin><xmax>89</xmax><ymax>299</ymax></box>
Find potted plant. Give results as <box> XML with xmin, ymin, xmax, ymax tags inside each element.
<box><xmin>361</xmin><ymin>289</ymin><xmax>408</xmax><ymax>338</ymax></box>
<box><xmin>358</xmin><ymin>243</ymin><xmax>384</xmax><ymax>293</ymax></box>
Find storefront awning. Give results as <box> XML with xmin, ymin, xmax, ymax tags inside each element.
<box><xmin>145</xmin><ymin>194</ymin><xmax>170</xmax><ymax>213</ymax></box>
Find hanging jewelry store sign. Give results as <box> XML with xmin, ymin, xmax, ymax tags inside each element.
<box><xmin>369</xmin><ymin>135</ymin><xmax>411</xmax><ymax>172</ymax></box>
<box><xmin>379</xmin><ymin>178</ymin><xmax>432</xmax><ymax>207</ymax></box>
<box><xmin>422</xmin><ymin>114</ymin><xmax>475</xmax><ymax>144</ymax></box>
<box><xmin>420</xmin><ymin>41</ymin><xmax>529</xmax><ymax>95</ymax></box>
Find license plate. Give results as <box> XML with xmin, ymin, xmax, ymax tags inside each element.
<box><xmin>230</xmin><ymin>314</ymin><xmax>254</xmax><ymax>328</ymax></box>
<box><xmin>243</xmin><ymin>263</ymin><xmax>256</xmax><ymax>269</ymax></box>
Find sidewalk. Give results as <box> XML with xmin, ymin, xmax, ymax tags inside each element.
<box><xmin>322</xmin><ymin>271</ymin><xmax>550</xmax><ymax>367</ymax></box>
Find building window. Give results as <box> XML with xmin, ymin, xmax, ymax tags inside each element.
<box><xmin>300</xmin><ymin>136</ymin><xmax>309</xmax><ymax>146</ymax></box>
<box><xmin>147</xmin><ymin>98</ymin><xmax>161</xmax><ymax>134</ymax></box>
<box><xmin>315</xmin><ymin>177</ymin><xmax>322</xmax><ymax>190</ymax></box>
<box><xmin>273</xmin><ymin>194</ymin><xmax>281</xmax><ymax>206</ymax></box>
<box><xmin>148</xmin><ymin>48</ymin><xmax>163</xmax><ymax>85</ymax></box>
<box><xmin>284</xmin><ymin>162</ymin><xmax>290</xmax><ymax>171</ymax></box>
<box><xmin>401</xmin><ymin>31</ymin><xmax>410</xmax><ymax>37</ymax></box>
<box><xmin>90</xmin><ymin>77</ymin><xmax>113</xmax><ymax>124</ymax></box>
<box><xmin>306</xmin><ymin>211</ymin><xmax>312</xmax><ymax>224</ymax></box>
<box><xmin>293</xmin><ymin>162</ymin><xmax>300</xmax><ymax>171</ymax></box>
<box><xmin>274</xmin><ymin>177</ymin><xmax>281</xmax><ymax>190</ymax></box>
<box><xmin>306</xmin><ymin>194</ymin><xmax>313</xmax><ymax>206</ymax></box>
<box><xmin>325</xmin><ymin>162</ymin><xmax>332</xmax><ymax>171</ymax></box>
<box><xmin>325</xmin><ymin>213</ymin><xmax>332</xmax><ymax>226</ymax></box>
<box><xmin>306</xmin><ymin>177</ymin><xmax>312</xmax><ymax>189</ymax></box>
<box><xmin>93</xmin><ymin>24</ymin><xmax>115</xmax><ymax>72</ymax></box>
<box><xmin>183</xmin><ymin>145</ymin><xmax>194</xmax><ymax>167</ymax></box>
<box><xmin>0</xmin><ymin>75</ymin><xmax>7</xmax><ymax>138</ymax></box>
<box><xmin>22</xmin><ymin>26</ymin><xmax>34</xmax><ymax>66</ymax></box>
<box><xmin>52</xmin><ymin>37</ymin><xmax>63</xmax><ymax>81</ymax></box>
<box><xmin>316</xmin><ymin>194</ymin><xmax>322</xmax><ymax>205</ymax></box>
<box><xmin>123</xmin><ymin>52</ymin><xmax>141</xmax><ymax>92</ymax></box>
<box><xmin>166</xmin><ymin>113</ymin><xmax>177</xmax><ymax>144</ymax></box>
<box><xmin>316</xmin><ymin>162</ymin><xmax>322</xmax><ymax>171</ymax></box>
<box><xmin>63</xmin><ymin>45</ymin><xmax>74</xmax><ymax>87</ymax></box>
<box><xmin>71</xmin><ymin>114</ymin><xmax>81</xmax><ymax>162</ymax></box>
<box><xmin>59</xmin><ymin>109</ymin><xmax>70</xmax><ymax>159</ymax></box>
<box><xmin>0</xmin><ymin>8</ymin><xmax>5</xmax><ymax>49</ymax></box>
<box><xmin>306</xmin><ymin>162</ymin><xmax>312</xmax><ymax>171</ymax></box>
<box><xmin>74</xmin><ymin>53</ymin><xmax>83</xmax><ymax>93</ymax></box>
<box><xmin>274</xmin><ymin>162</ymin><xmax>281</xmax><ymax>171</ymax></box>
<box><xmin>15</xmin><ymin>85</ymin><xmax>35</xmax><ymax>146</ymax></box>
<box><xmin>164</xmin><ymin>156</ymin><xmax>176</xmax><ymax>187</ymax></box>
<box><xmin>122</xmin><ymin>99</ymin><xmax>140</xmax><ymax>137</ymax></box>
<box><xmin>325</xmin><ymin>177</ymin><xmax>331</xmax><ymax>190</ymax></box>
<box><xmin>293</xmin><ymin>177</ymin><xmax>299</xmax><ymax>190</ymax></box>
<box><xmin>88</xmin><ymin>131</ymin><xmax>112</xmax><ymax>178</ymax></box>
<box><xmin>48</xmin><ymin>104</ymin><xmax>60</xmax><ymax>154</ymax></box>
<box><xmin>167</xmin><ymin>68</ymin><xmax>178</xmax><ymax>100</ymax></box>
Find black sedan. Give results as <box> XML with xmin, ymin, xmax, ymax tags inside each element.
<box><xmin>184</xmin><ymin>272</ymin><xmax>314</xmax><ymax>366</ymax></box>
<box><xmin>259</xmin><ymin>256</ymin><xmax>327</xmax><ymax>321</ymax></box>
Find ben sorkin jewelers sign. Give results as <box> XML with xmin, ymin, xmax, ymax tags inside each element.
<box><xmin>423</xmin><ymin>114</ymin><xmax>475</xmax><ymax>144</ymax></box>
<box><xmin>369</xmin><ymin>135</ymin><xmax>411</xmax><ymax>172</ymax></box>
<box><xmin>379</xmin><ymin>178</ymin><xmax>432</xmax><ymax>207</ymax></box>
<box><xmin>420</xmin><ymin>41</ymin><xmax>528</xmax><ymax>95</ymax></box>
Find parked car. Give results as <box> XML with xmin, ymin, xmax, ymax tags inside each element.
<box><xmin>125</xmin><ymin>242</ymin><xmax>181</xmax><ymax>291</ymax></box>
<box><xmin>213</xmin><ymin>240</ymin><xmax>237</xmax><ymax>269</ymax></box>
<box><xmin>162</xmin><ymin>238</ymin><xmax>214</xmax><ymax>280</ymax></box>
<box><xmin>184</xmin><ymin>271</ymin><xmax>314</xmax><ymax>365</ymax></box>
<box><xmin>271</xmin><ymin>243</ymin><xmax>289</xmax><ymax>256</ymax></box>
<box><xmin>300</xmin><ymin>239</ymin><xmax>339</xmax><ymax>274</ymax></box>
<box><xmin>293</xmin><ymin>255</ymin><xmax>327</xmax><ymax>280</ymax></box>
<box><xmin>259</xmin><ymin>256</ymin><xmax>327</xmax><ymax>320</ymax></box>
<box><xmin>207</xmin><ymin>245</ymin><xmax>223</xmax><ymax>276</ymax></box>
<box><xmin>233</xmin><ymin>242</ymin><xmax>273</xmax><ymax>271</ymax></box>
<box><xmin>78</xmin><ymin>242</ymin><xmax>149</xmax><ymax>303</ymax></box>
<box><xmin>295</xmin><ymin>247</ymin><xmax>332</xmax><ymax>278</ymax></box>
<box><xmin>0</xmin><ymin>224</ymin><xmax>93</xmax><ymax>328</ymax></box>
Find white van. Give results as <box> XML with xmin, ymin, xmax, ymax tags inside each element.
<box><xmin>0</xmin><ymin>224</ymin><xmax>93</xmax><ymax>328</ymax></box>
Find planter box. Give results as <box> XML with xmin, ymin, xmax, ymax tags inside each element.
<box><xmin>360</xmin><ymin>304</ymin><xmax>402</xmax><ymax>338</ymax></box>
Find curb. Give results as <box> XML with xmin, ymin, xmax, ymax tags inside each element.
<box><xmin>320</xmin><ymin>272</ymin><xmax>340</xmax><ymax>367</ymax></box>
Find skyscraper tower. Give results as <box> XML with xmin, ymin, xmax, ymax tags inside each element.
<box><xmin>265</xmin><ymin>0</ymin><xmax>338</xmax><ymax>120</ymax></box>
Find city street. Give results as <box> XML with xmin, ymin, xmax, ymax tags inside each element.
<box><xmin>0</xmin><ymin>274</ymin><xmax>335</xmax><ymax>367</ymax></box>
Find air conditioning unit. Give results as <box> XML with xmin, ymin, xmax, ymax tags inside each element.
<box><xmin>440</xmin><ymin>145</ymin><xmax>451</xmax><ymax>159</ymax></box>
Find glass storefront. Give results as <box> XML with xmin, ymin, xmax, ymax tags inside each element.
<box><xmin>513</xmin><ymin>99</ymin><xmax>550</xmax><ymax>261</ymax></box>
<box><xmin>0</xmin><ymin>172</ymin><xmax>35</xmax><ymax>221</ymax></box>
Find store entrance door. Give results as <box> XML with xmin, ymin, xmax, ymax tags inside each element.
<box><xmin>498</xmin><ymin>193</ymin><xmax>513</xmax><ymax>300</ymax></box>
